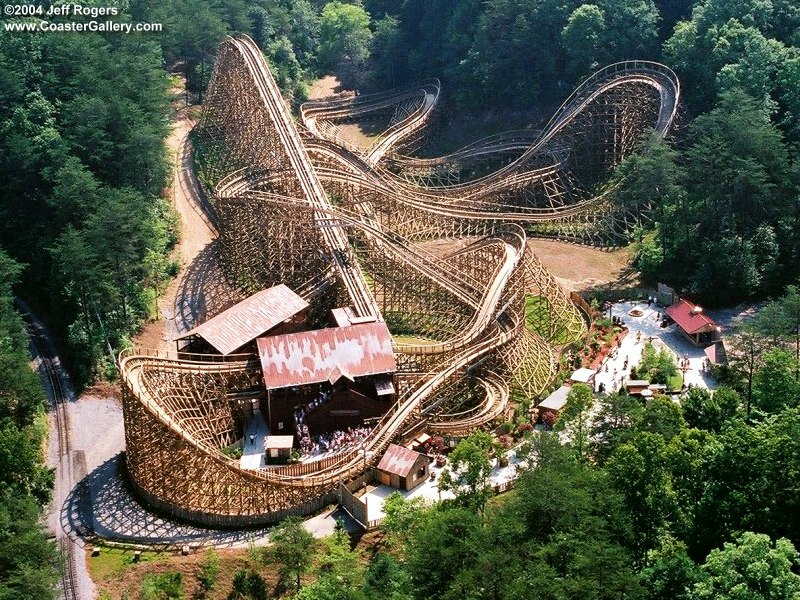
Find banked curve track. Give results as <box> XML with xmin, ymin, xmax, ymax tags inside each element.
<box><xmin>119</xmin><ymin>35</ymin><xmax>679</xmax><ymax>526</ymax></box>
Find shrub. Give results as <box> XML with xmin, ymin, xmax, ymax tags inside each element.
<box><xmin>516</xmin><ymin>423</ymin><xmax>534</xmax><ymax>437</ymax></box>
<box><xmin>198</xmin><ymin>548</ymin><xmax>219</xmax><ymax>593</ymax></box>
<box><xmin>140</xmin><ymin>571</ymin><xmax>183</xmax><ymax>600</ymax></box>
<box><xmin>541</xmin><ymin>411</ymin><xmax>557</xmax><ymax>429</ymax></box>
<box><xmin>229</xmin><ymin>569</ymin><xmax>267</xmax><ymax>600</ymax></box>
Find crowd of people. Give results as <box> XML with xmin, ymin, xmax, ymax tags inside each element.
<box><xmin>292</xmin><ymin>390</ymin><xmax>372</xmax><ymax>458</ymax></box>
<box><xmin>306</xmin><ymin>426</ymin><xmax>373</xmax><ymax>457</ymax></box>
<box><xmin>293</xmin><ymin>390</ymin><xmax>333</xmax><ymax>449</ymax></box>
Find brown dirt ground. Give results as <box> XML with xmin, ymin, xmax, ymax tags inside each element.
<box><xmin>82</xmin><ymin>381</ymin><xmax>122</xmax><ymax>405</ymax></box>
<box><xmin>308</xmin><ymin>75</ymin><xmax>342</xmax><ymax>100</ymax></box>
<box><xmin>527</xmin><ymin>239</ymin><xmax>638</xmax><ymax>294</ymax></box>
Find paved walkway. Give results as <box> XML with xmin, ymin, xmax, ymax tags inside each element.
<box><xmin>240</xmin><ymin>408</ymin><xmax>269</xmax><ymax>470</ymax></box>
<box><xmin>593</xmin><ymin>301</ymin><xmax>715</xmax><ymax>394</ymax></box>
<box><xmin>362</xmin><ymin>448</ymin><xmax>526</xmax><ymax>522</ymax></box>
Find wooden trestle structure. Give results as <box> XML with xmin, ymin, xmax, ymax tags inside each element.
<box><xmin>119</xmin><ymin>36</ymin><xmax>680</xmax><ymax>526</ymax></box>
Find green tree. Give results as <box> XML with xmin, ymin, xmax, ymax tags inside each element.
<box><xmin>405</xmin><ymin>506</ymin><xmax>482</xmax><ymax>600</ymax></box>
<box><xmin>371</xmin><ymin>15</ymin><xmax>404</xmax><ymax>88</ymax></box>
<box><xmin>752</xmin><ymin>349</ymin><xmax>800</xmax><ymax>414</ymax></box>
<box><xmin>0</xmin><ymin>492</ymin><xmax>59</xmax><ymax>599</ymax></box>
<box><xmin>228</xmin><ymin>569</ymin><xmax>267</xmax><ymax>600</ymax></box>
<box><xmin>381</xmin><ymin>492</ymin><xmax>426</xmax><ymax>546</ymax></box>
<box><xmin>264</xmin><ymin>516</ymin><xmax>314</xmax><ymax>592</ymax></box>
<box><xmin>640</xmin><ymin>396</ymin><xmax>686</xmax><ymax>442</ymax></box>
<box><xmin>681</xmin><ymin>387</ymin><xmax>741</xmax><ymax>432</ymax></box>
<box><xmin>562</xmin><ymin>5</ymin><xmax>608</xmax><ymax>79</ymax></box>
<box><xmin>689</xmin><ymin>532</ymin><xmax>800</xmax><ymax>600</ymax></box>
<box><xmin>663</xmin><ymin>428</ymin><xmax>720</xmax><ymax>552</ymax></box>
<box><xmin>641</xmin><ymin>537</ymin><xmax>700</xmax><ymax>600</ymax></box>
<box><xmin>318</xmin><ymin>2</ymin><xmax>373</xmax><ymax>87</ymax></box>
<box><xmin>295</xmin><ymin>528</ymin><xmax>365</xmax><ymax>600</ymax></box>
<box><xmin>555</xmin><ymin>382</ymin><xmax>595</xmax><ymax>463</ymax></box>
<box><xmin>607</xmin><ymin>432</ymin><xmax>678</xmax><ymax>566</ymax></box>
<box><xmin>363</xmin><ymin>553</ymin><xmax>412</xmax><ymax>600</ymax></box>
<box><xmin>784</xmin><ymin>285</ymin><xmax>800</xmax><ymax>370</ymax></box>
<box><xmin>638</xmin><ymin>342</ymin><xmax>678</xmax><ymax>385</ymax></box>
<box><xmin>590</xmin><ymin>391</ymin><xmax>643</xmax><ymax>464</ymax></box>
<box><xmin>160</xmin><ymin>0</ymin><xmax>227</xmax><ymax>102</ymax></box>
<box><xmin>729</xmin><ymin>324</ymin><xmax>768</xmax><ymax>414</ymax></box>
<box><xmin>439</xmin><ymin>430</ymin><xmax>494</xmax><ymax>513</ymax></box>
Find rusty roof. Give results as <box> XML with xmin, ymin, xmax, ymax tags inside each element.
<box><xmin>666</xmin><ymin>298</ymin><xmax>719</xmax><ymax>335</ymax></box>
<box><xmin>257</xmin><ymin>322</ymin><xmax>396</xmax><ymax>390</ymax></box>
<box><xmin>175</xmin><ymin>285</ymin><xmax>308</xmax><ymax>355</ymax></box>
<box><xmin>377</xmin><ymin>443</ymin><xmax>425</xmax><ymax>478</ymax></box>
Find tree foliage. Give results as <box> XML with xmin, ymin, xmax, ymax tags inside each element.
<box><xmin>689</xmin><ymin>532</ymin><xmax>800</xmax><ymax>600</ymax></box>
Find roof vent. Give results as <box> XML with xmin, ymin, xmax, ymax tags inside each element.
<box><xmin>691</xmin><ymin>305</ymin><xmax>703</xmax><ymax>315</ymax></box>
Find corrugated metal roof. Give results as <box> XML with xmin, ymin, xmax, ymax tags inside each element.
<box><xmin>569</xmin><ymin>368</ymin><xmax>596</xmax><ymax>383</ymax></box>
<box><xmin>538</xmin><ymin>385</ymin><xmax>571</xmax><ymax>411</ymax></box>
<box><xmin>257</xmin><ymin>322</ymin><xmax>396</xmax><ymax>390</ymax></box>
<box><xmin>175</xmin><ymin>285</ymin><xmax>308</xmax><ymax>355</ymax></box>
<box><xmin>666</xmin><ymin>298</ymin><xmax>718</xmax><ymax>335</ymax></box>
<box><xmin>377</xmin><ymin>443</ymin><xmax>425</xmax><ymax>478</ymax></box>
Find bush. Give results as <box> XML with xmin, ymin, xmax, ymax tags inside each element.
<box><xmin>496</xmin><ymin>422</ymin><xmax>513</xmax><ymax>436</ymax></box>
<box><xmin>140</xmin><ymin>572</ymin><xmax>183</xmax><ymax>600</ymax></box>
<box><xmin>541</xmin><ymin>411</ymin><xmax>557</xmax><ymax>429</ymax></box>
<box><xmin>198</xmin><ymin>548</ymin><xmax>219</xmax><ymax>593</ymax></box>
<box><xmin>228</xmin><ymin>569</ymin><xmax>267</xmax><ymax>600</ymax></box>
<box><xmin>516</xmin><ymin>423</ymin><xmax>534</xmax><ymax>437</ymax></box>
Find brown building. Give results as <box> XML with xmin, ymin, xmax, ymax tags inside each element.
<box><xmin>665</xmin><ymin>298</ymin><xmax>721</xmax><ymax>347</ymax></box>
<box><xmin>376</xmin><ymin>444</ymin><xmax>430</xmax><ymax>491</ymax></box>
<box><xmin>174</xmin><ymin>284</ymin><xmax>308</xmax><ymax>355</ymax></box>
<box><xmin>257</xmin><ymin>321</ymin><xmax>397</xmax><ymax>436</ymax></box>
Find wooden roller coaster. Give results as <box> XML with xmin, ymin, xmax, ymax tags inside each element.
<box><xmin>119</xmin><ymin>36</ymin><xmax>680</xmax><ymax>526</ymax></box>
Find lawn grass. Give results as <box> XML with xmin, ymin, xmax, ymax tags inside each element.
<box><xmin>88</xmin><ymin>545</ymin><xmax>172</xmax><ymax>584</ymax></box>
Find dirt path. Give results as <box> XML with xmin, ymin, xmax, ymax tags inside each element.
<box><xmin>134</xmin><ymin>104</ymin><xmax>218</xmax><ymax>351</ymax></box>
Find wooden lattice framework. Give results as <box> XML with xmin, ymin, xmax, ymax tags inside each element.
<box><xmin>119</xmin><ymin>35</ymin><xmax>680</xmax><ymax>526</ymax></box>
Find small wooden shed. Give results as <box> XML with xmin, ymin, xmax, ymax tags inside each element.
<box><xmin>264</xmin><ymin>435</ymin><xmax>294</xmax><ymax>460</ymax></box>
<box><xmin>376</xmin><ymin>444</ymin><xmax>429</xmax><ymax>491</ymax></box>
<box><xmin>538</xmin><ymin>385</ymin><xmax>571</xmax><ymax>418</ymax></box>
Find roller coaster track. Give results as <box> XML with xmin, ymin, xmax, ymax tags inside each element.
<box><xmin>119</xmin><ymin>36</ymin><xmax>679</xmax><ymax>526</ymax></box>
<box><xmin>227</xmin><ymin>37</ymin><xmax>379</xmax><ymax>320</ymax></box>
<box><xmin>300</xmin><ymin>79</ymin><xmax>441</xmax><ymax>165</ymax></box>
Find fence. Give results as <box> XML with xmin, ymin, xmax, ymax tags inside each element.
<box><xmin>338</xmin><ymin>468</ymin><xmax>377</xmax><ymax>529</ymax></box>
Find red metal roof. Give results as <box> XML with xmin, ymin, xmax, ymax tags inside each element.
<box><xmin>665</xmin><ymin>298</ymin><xmax>718</xmax><ymax>335</ymax></box>
<box><xmin>704</xmin><ymin>341</ymin><xmax>728</xmax><ymax>365</ymax></box>
<box><xmin>175</xmin><ymin>285</ymin><xmax>308</xmax><ymax>355</ymax></box>
<box><xmin>257</xmin><ymin>322</ymin><xmax>396</xmax><ymax>390</ymax></box>
<box><xmin>377</xmin><ymin>443</ymin><xmax>425</xmax><ymax>478</ymax></box>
